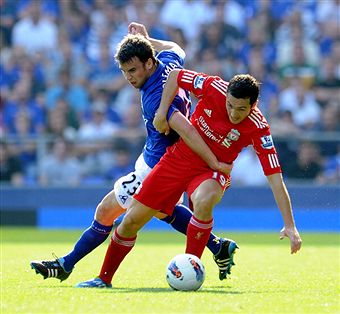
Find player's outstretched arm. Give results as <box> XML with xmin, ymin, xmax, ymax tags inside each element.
<box><xmin>266</xmin><ymin>173</ymin><xmax>302</xmax><ymax>254</ymax></box>
<box><xmin>128</xmin><ymin>22</ymin><xmax>185</xmax><ymax>57</ymax></box>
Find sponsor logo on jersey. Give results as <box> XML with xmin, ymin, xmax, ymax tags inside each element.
<box><xmin>198</xmin><ymin>116</ymin><xmax>224</xmax><ymax>143</ymax></box>
<box><xmin>222</xmin><ymin>129</ymin><xmax>240</xmax><ymax>148</ymax></box>
<box><xmin>193</xmin><ymin>75</ymin><xmax>205</xmax><ymax>89</ymax></box>
<box><xmin>204</xmin><ymin>109</ymin><xmax>212</xmax><ymax>117</ymax></box>
<box><xmin>261</xmin><ymin>135</ymin><xmax>274</xmax><ymax>149</ymax></box>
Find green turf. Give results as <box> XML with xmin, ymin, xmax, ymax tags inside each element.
<box><xmin>1</xmin><ymin>228</ymin><xmax>339</xmax><ymax>314</ymax></box>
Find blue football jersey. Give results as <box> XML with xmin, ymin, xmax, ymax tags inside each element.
<box><xmin>140</xmin><ymin>50</ymin><xmax>191</xmax><ymax>168</ymax></box>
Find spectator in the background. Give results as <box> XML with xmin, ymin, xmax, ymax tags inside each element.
<box><xmin>88</xmin><ymin>43</ymin><xmax>125</xmax><ymax>96</ymax></box>
<box><xmin>333</xmin><ymin>40</ymin><xmax>340</xmax><ymax>78</ymax></box>
<box><xmin>315</xmin><ymin>102</ymin><xmax>340</xmax><ymax>133</ymax></box>
<box><xmin>91</xmin><ymin>89</ymin><xmax>122</xmax><ymax>125</ymax></box>
<box><xmin>314</xmin><ymin>56</ymin><xmax>340</xmax><ymax>107</ymax></box>
<box><xmin>16</xmin><ymin>0</ymin><xmax>60</xmax><ymax>21</ymax></box>
<box><xmin>1</xmin><ymin>47</ymin><xmax>47</xmax><ymax>98</ymax></box>
<box><xmin>47</xmin><ymin>106</ymin><xmax>68</xmax><ymax>138</ymax></box>
<box><xmin>239</xmin><ymin>16</ymin><xmax>276</xmax><ymax>72</ymax></box>
<box><xmin>314</xmin><ymin>102</ymin><xmax>340</xmax><ymax>158</ymax></box>
<box><xmin>222</xmin><ymin>0</ymin><xmax>247</xmax><ymax>34</ymax></box>
<box><xmin>125</xmin><ymin>0</ymin><xmax>168</xmax><ymax>40</ymax></box>
<box><xmin>278</xmin><ymin>39</ymin><xmax>318</xmax><ymax>86</ymax></box>
<box><xmin>318</xmin><ymin>144</ymin><xmax>340</xmax><ymax>184</ymax></box>
<box><xmin>247</xmin><ymin>48</ymin><xmax>279</xmax><ymax>115</ymax></box>
<box><xmin>45</xmin><ymin>68</ymin><xmax>89</xmax><ymax>116</ymax></box>
<box><xmin>5</xmin><ymin>109</ymin><xmax>38</xmax><ymax>182</ymax></box>
<box><xmin>284</xmin><ymin>141</ymin><xmax>323</xmax><ymax>181</ymax></box>
<box><xmin>199</xmin><ymin>22</ymin><xmax>231</xmax><ymax>59</ymax></box>
<box><xmin>115</xmin><ymin>103</ymin><xmax>146</xmax><ymax>159</ymax></box>
<box><xmin>39</xmin><ymin>137</ymin><xmax>82</xmax><ymax>186</ymax></box>
<box><xmin>278</xmin><ymin>77</ymin><xmax>321</xmax><ymax>130</ymax></box>
<box><xmin>269</xmin><ymin>110</ymin><xmax>300</xmax><ymax>137</ymax></box>
<box><xmin>160</xmin><ymin>0</ymin><xmax>214</xmax><ymax>41</ymax></box>
<box><xmin>3</xmin><ymin>79</ymin><xmax>46</xmax><ymax>135</ymax></box>
<box><xmin>85</xmin><ymin>1</ymin><xmax>127</xmax><ymax>63</ymax></box>
<box><xmin>44</xmin><ymin>31</ymin><xmax>89</xmax><ymax>87</ymax></box>
<box><xmin>276</xmin><ymin>11</ymin><xmax>319</xmax><ymax>85</ymax></box>
<box><xmin>0</xmin><ymin>47</ymin><xmax>24</xmax><ymax>93</ymax></box>
<box><xmin>318</xmin><ymin>18</ymin><xmax>338</xmax><ymax>57</ymax></box>
<box><xmin>54</xmin><ymin>98</ymin><xmax>80</xmax><ymax>132</ymax></box>
<box><xmin>112</xmin><ymin>84</ymin><xmax>140</xmax><ymax>120</ymax></box>
<box><xmin>232</xmin><ymin>147</ymin><xmax>267</xmax><ymax>186</ymax></box>
<box><xmin>76</xmin><ymin>100</ymin><xmax>120</xmax><ymax>178</ymax></box>
<box><xmin>106</xmin><ymin>138</ymin><xmax>134</xmax><ymax>182</ymax></box>
<box><xmin>12</xmin><ymin>0</ymin><xmax>58</xmax><ymax>54</ymax></box>
<box><xmin>60</xmin><ymin>4</ymin><xmax>89</xmax><ymax>53</ymax></box>
<box><xmin>0</xmin><ymin>0</ymin><xmax>16</xmax><ymax>46</ymax></box>
<box><xmin>0</xmin><ymin>140</ymin><xmax>24</xmax><ymax>186</ymax></box>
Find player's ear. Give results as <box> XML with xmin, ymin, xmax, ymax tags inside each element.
<box><xmin>146</xmin><ymin>58</ymin><xmax>153</xmax><ymax>70</ymax></box>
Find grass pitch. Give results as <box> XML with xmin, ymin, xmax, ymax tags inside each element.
<box><xmin>1</xmin><ymin>228</ymin><xmax>339</xmax><ymax>314</ymax></box>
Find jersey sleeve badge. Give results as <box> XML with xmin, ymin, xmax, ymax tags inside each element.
<box><xmin>193</xmin><ymin>76</ymin><xmax>205</xmax><ymax>89</ymax></box>
<box><xmin>260</xmin><ymin>135</ymin><xmax>274</xmax><ymax>149</ymax></box>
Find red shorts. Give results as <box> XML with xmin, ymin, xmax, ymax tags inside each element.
<box><xmin>134</xmin><ymin>145</ymin><xmax>231</xmax><ymax>216</ymax></box>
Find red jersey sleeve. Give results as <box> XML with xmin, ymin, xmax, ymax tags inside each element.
<box><xmin>177</xmin><ymin>69</ymin><xmax>210</xmax><ymax>99</ymax></box>
<box><xmin>252</xmin><ymin>128</ymin><xmax>282</xmax><ymax>176</ymax></box>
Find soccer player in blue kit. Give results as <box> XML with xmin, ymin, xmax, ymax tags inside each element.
<box><xmin>30</xmin><ymin>23</ymin><xmax>237</xmax><ymax>287</ymax></box>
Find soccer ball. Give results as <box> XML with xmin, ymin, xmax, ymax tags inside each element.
<box><xmin>166</xmin><ymin>253</ymin><xmax>205</xmax><ymax>291</ymax></box>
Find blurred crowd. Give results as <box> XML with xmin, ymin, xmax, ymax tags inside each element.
<box><xmin>1</xmin><ymin>0</ymin><xmax>339</xmax><ymax>187</ymax></box>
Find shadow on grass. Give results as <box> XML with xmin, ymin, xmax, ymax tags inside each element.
<box><xmin>39</xmin><ymin>285</ymin><xmax>293</xmax><ymax>295</ymax></box>
<box><xmin>38</xmin><ymin>285</ymin><xmax>240</xmax><ymax>294</ymax></box>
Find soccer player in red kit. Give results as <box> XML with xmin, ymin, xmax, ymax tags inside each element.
<box><xmin>80</xmin><ymin>70</ymin><xmax>302</xmax><ymax>287</ymax></box>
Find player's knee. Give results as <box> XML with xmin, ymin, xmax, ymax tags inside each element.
<box><xmin>192</xmin><ymin>190</ymin><xmax>220</xmax><ymax>214</ymax></box>
<box><xmin>119</xmin><ymin>211</ymin><xmax>143</xmax><ymax>235</ymax></box>
<box><xmin>94</xmin><ymin>191</ymin><xmax>121</xmax><ymax>225</ymax></box>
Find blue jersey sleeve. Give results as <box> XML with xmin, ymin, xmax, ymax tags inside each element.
<box><xmin>156</xmin><ymin>50</ymin><xmax>185</xmax><ymax>67</ymax></box>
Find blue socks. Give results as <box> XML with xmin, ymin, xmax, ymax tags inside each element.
<box><xmin>62</xmin><ymin>220</ymin><xmax>113</xmax><ymax>272</ymax></box>
<box><xmin>161</xmin><ymin>204</ymin><xmax>221</xmax><ymax>255</ymax></box>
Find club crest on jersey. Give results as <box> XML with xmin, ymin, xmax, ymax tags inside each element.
<box><xmin>222</xmin><ymin>129</ymin><xmax>240</xmax><ymax>148</ymax></box>
<box><xmin>261</xmin><ymin>135</ymin><xmax>274</xmax><ymax>149</ymax></box>
<box><xmin>193</xmin><ymin>76</ymin><xmax>205</xmax><ymax>89</ymax></box>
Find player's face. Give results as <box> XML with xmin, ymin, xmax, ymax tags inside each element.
<box><xmin>226</xmin><ymin>93</ymin><xmax>252</xmax><ymax>124</ymax></box>
<box><xmin>120</xmin><ymin>57</ymin><xmax>153</xmax><ymax>89</ymax></box>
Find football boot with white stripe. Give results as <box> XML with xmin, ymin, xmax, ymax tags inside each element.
<box><xmin>213</xmin><ymin>238</ymin><xmax>239</xmax><ymax>280</ymax></box>
<box><xmin>30</xmin><ymin>256</ymin><xmax>71</xmax><ymax>282</ymax></box>
<box><xmin>75</xmin><ymin>277</ymin><xmax>112</xmax><ymax>288</ymax></box>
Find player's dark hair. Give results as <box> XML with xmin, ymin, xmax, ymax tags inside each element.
<box><xmin>115</xmin><ymin>34</ymin><xmax>157</xmax><ymax>65</ymax></box>
<box><xmin>228</xmin><ymin>74</ymin><xmax>260</xmax><ymax>107</ymax></box>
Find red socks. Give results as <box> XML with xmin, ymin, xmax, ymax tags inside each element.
<box><xmin>99</xmin><ymin>229</ymin><xmax>136</xmax><ymax>284</ymax></box>
<box><xmin>185</xmin><ymin>216</ymin><xmax>213</xmax><ymax>258</ymax></box>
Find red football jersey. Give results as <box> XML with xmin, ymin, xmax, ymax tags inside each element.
<box><xmin>177</xmin><ymin>69</ymin><xmax>281</xmax><ymax>176</ymax></box>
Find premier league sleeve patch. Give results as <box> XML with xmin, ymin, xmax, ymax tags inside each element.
<box><xmin>193</xmin><ymin>76</ymin><xmax>205</xmax><ymax>89</ymax></box>
<box><xmin>260</xmin><ymin>135</ymin><xmax>274</xmax><ymax>149</ymax></box>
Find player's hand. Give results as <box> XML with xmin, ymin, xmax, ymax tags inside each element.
<box><xmin>128</xmin><ymin>22</ymin><xmax>149</xmax><ymax>37</ymax></box>
<box><xmin>279</xmin><ymin>226</ymin><xmax>302</xmax><ymax>254</ymax></box>
<box><xmin>153</xmin><ymin>110</ymin><xmax>170</xmax><ymax>135</ymax></box>
<box><xmin>216</xmin><ymin>162</ymin><xmax>233</xmax><ymax>176</ymax></box>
